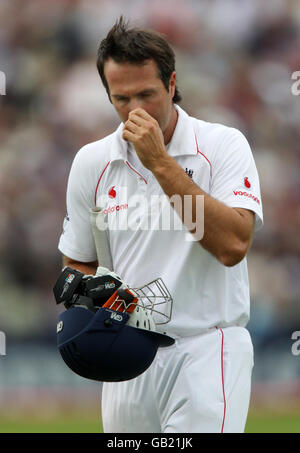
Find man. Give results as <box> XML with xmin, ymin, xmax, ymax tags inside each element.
<box><xmin>58</xmin><ymin>17</ymin><xmax>263</xmax><ymax>433</ymax></box>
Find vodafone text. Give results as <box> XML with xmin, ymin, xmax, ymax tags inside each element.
<box><xmin>233</xmin><ymin>190</ymin><xmax>260</xmax><ymax>205</ymax></box>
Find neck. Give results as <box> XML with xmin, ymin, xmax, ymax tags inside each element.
<box><xmin>163</xmin><ymin>105</ymin><xmax>178</xmax><ymax>145</ymax></box>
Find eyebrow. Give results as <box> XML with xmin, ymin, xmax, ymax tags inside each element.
<box><xmin>111</xmin><ymin>89</ymin><xmax>156</xmax><ymax>98</ymax></box>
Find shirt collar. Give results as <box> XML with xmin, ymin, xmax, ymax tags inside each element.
<box><xmin>110</xmin><ymin>104</ymin><xmax>197</xmax><ymax>163</ymax></box>
<box><xmin>167</xmin><ymin>104</ymin><xmax>197</xmax><ymax>157</ymax></box>
<box><xmin>110</xmin><ymin>122</ymin><xmax>128</xmax><ymax>162</ymax></box>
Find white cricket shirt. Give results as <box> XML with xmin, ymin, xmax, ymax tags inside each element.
<box><xmin>58</xmin><ymin>105</ymin><xmax>263</xmax><ymax>338</ymax></box>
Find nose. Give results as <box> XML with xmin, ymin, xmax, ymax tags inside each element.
<box><xmin>128</xmin><ymin>98</ymin><xmax>145</xmax><ymax>112</ymax></box>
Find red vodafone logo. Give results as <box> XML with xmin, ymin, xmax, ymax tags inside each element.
<box><xmin>244</xmin><ymin>177</ymin><xmax>251</xmax><ymax>189</ymax></box>
<box><xmin>108</xmin><ymin>186</ymin><xmax>116</xmax><ymax>199</ymax></box>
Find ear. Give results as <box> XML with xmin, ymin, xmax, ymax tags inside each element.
<box><xmin>169</xmin><ymin>71</ymin><xmax>176</xmax><ymax>99</ymax></box>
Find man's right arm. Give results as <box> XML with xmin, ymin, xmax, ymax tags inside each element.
<box><xmin>59</xmin><ymin>144</ymin><xmax>103</xmax><ymax>274</ymax></box>
<box><xmin>62</xmin><ymin>255</ymin><xmax>98</xmax><ymax>276</ymax></box>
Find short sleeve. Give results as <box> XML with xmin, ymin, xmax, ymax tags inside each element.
<box><xmin>210</xmin><ymin>128</ymin><xmax>263</xmax><ymax>231</ymax></box>
<box><xmin>58</xmin><ymin>147</ymin><xmax>97</xmax><ymax>262</ymax></box>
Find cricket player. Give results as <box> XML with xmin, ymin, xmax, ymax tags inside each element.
<box><xmin>57</xmin><ymin>17</ymin><xmax>263</xmax><ymax>433</ymax></box>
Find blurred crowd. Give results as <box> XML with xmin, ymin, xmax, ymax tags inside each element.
<box><xmin>0</xmin><ymin>0</ymin><xmax>300</xmax><ymax>351</ymax></box>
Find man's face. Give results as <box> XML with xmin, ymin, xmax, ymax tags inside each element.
<box><xmin>104</xmin><ymin>58</ymin><xmax>176</xmax><ymax>133</ymax></box>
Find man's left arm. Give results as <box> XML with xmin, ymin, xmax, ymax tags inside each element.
<box><xmin>150</xmin><ymin>157</ymin><xmax>255</xmax><ymax>267</ymax></box>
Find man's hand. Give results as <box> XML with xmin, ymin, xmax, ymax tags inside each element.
<box><xmin>122</xmin><ymin>108</ymin><xmax>170</xmax><ymax>171</ymax></box>
<box><xmin>53</xmin><ymin>266</ymin><xmax>129</xmax><ymax>310</ymax></box>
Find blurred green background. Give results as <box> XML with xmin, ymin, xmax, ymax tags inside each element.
<box><xmin>0</xmin><ymin>405</ymin><xmax>299</xmax><ymax>433</ymax></box>
<box><xmin>0</xmin><ymin>0</ymin><xmax>300</xmax><ymax>434</ymax></box>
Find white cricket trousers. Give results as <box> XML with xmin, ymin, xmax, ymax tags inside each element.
<box><xmin>101</xmin><ymin>326</ymin><xmax>254</xmax><ymax>433</ymax></box>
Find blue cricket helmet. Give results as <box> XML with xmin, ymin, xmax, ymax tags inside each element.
<box><xmin>57</xmin><ymin>302</ymin><xmax>174</xmax><ymax>382</ymax></box>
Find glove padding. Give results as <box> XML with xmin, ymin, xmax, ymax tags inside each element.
<box><xmin>53</xmin><ymin>267</ymin><xmax>85</xmax><ymax>305</ymax></box>
<box><xmin>84</xmin><ymin>266</ymin><xmax>123</xmax><ymax>305</ymax></box>
<box><xmin>53</xmin><ymin>266</ymin><xmax>157</xmax><ymax>332</ymax></box>
<box><xmin>53</xmin><ymin>266</ymin><xmax>123</xmax><ymax>309</ymax></box>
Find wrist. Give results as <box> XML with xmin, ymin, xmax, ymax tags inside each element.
<box><xmin>151</xmin><ymin>154</ymin><xmax>177</xmax><ymax>177</ymax></box>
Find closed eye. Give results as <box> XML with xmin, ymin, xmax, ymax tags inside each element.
<box><xmin>112</xmin><ymin>90</ymin><xmax>155</xmax><ymax>103</ymax></box>
<box><xmin>113</xmin><ymin>96</ymin><xmax>129</xmax><ymax>103</ymax></box>
<box><xmin>138</xmin><ymin>91</ymin><xmax>155</xmax><ymax>99</ymax></box>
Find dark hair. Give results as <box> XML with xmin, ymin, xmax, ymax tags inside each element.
<box><xmin>96</xmin><ymin>16</ymin><xmax>182</xmax><ymax>103</ymax></box>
